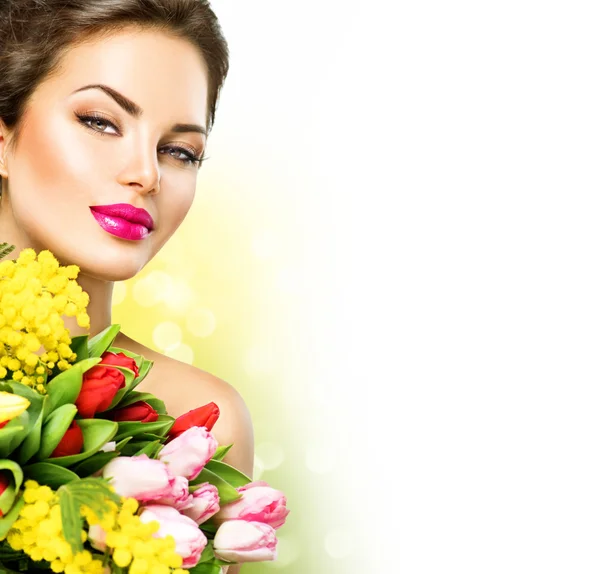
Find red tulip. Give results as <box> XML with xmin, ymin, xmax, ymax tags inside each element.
<box><xmin>99</xmin><ymin>351</ymin><xmax>140</xmax><ymax>378</ymax></box>
<box><xmin>75</xmin><ymin>365</ymin><xmax>125</xmax><ymax>418</ymax></box>
<box><xmin>108</xmin><ymin>401</ymin><xmax>159</xmax><ymax>423</ymax></box>
<box><xmin>0</xmin><ymin>471</ymin><xmax>10</xmax><ymax>517</ymax></box>
<box><xmin>50</xmin><ymin>421</ymin><xmax>84</xmax><ymax>458</ymax></box>
<box><xmin>168</xmin><ymin>402</ymin><xmax>220</xmax><ymax>441</ymax></box>
<box><xmin>0</xmin><ymin>471</ymin><xmax>10</xmax><ymax>496</ymax></box>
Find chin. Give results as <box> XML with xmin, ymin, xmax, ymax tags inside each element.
<box><xmin>36</xmin><ymin>236</ymin><xmax>151</xmax><ymax>282</ymax></box>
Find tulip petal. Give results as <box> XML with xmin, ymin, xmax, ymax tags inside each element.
<box><xmin>104</xmin><ymin>366</ymin><xmax>138</xmax><ymax>411</ymax></box>
<box><xmin>46</xmin><ymin>357</ymin><xmax>102</xmax><ymax>412</ymax></box>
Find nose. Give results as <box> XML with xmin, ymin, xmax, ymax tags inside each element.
<box><xmin>116</xmin><ymin>140</ymin><xmax>160</xmax><ymax>195</ymax></box>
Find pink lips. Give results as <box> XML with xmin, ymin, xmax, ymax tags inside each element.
<box><xmin>90</xmin><ymin>203</ymin><xmax>154</xmax><ymax>241</ymax></box>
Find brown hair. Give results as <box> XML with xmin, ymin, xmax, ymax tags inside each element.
<box><xmin>0</xmin><ymin>0</ymin><xmax>229</xmax><ymax>150</ymax></box>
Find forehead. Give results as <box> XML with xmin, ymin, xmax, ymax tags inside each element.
<box><xmin>33</xmin><ymin>27</ymin><xmax>209</xmax><ymax>125</ymax></box>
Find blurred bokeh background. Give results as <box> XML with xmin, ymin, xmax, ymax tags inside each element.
<box><xmin>113</xmin><ymin>2</ymin><xmax>373</xmax><ymax>572</ymax></box>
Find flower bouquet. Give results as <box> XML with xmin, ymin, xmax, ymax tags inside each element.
<box><xmin>0</xmin><ymin>243</ymin><xmax>289</xmax><ymax>574</ymax></box>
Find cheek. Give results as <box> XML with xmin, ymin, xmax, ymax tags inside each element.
<box><xmin>10</xmin><ymin>110</ymin><xmax>104</xmax><ymax>206</ymax></box>
<box><xmin>154</xmin><ymin>181</ymin><xmax>196</xmax><ymax>237</ymax></box>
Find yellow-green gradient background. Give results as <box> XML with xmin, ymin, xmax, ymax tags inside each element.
<box><xmin>113</xmin><ymin>2</ymin><xmax>371</xmax><ymax>572</ymax></box>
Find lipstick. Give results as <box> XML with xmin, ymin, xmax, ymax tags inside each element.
<box><xmin>90</xmin><ymin>203</ymin><xmax>154</xmax><ymax>241</ymax></box>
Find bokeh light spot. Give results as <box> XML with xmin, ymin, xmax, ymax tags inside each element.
<box><xmin>112</xmin><ymin>282</ymin><xmax>127</xmax><ymax>306</ymax></box>
<box><xmin>255</xmin><ymin>442</ymin><xmax>285</xmax><ymax>471</ymax></box>
<box><xmin>163</xmin><ymin>277</ymin><xmax>195</xmax><ymax>315</ymax></box>
<box><xmin>132</xmin><ymin>271</ymin><xmax>172</xmax><ymax>307</ymax></box>
<box><xmin>186</xmin><ymin>307</ymin><xmax>217</xmax><ymax>338</ymax></box>
<box><xmin>152</xmin><ymin>321</ymin><xmax>182</xmax><ymax>351</ymax></box>
<box><xmin>164</xmin><ymin>342</ymin><xmax>194</xmax><ymax>365</ymax></box>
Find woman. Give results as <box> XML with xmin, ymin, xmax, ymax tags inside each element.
<box><xmin>0</xmin><ymin>1</ymin><xmax>252</xmax><ymax>571</ymax></box>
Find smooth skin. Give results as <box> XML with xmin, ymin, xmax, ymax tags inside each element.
<box><xmin>0</xmin><ymin>27</ymin><xmax>252</xmax><ymax>574</ymax></box>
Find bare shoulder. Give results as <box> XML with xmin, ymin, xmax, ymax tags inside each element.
<box><xmin>114</xmin><ymin>332</ymin><xmax>255</xmax><ymax>477</ymax></box>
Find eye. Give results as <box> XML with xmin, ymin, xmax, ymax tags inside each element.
<box><xmin>76</xmin><ymin>112</ymin><xmax>120</xmax><ymax>135</ymax></box>
<box><xmin>159</xmin><ymin>145</ymin><xmax>204</xmax><ymax>168</ymax></box>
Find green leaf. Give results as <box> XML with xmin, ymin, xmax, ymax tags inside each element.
<box><xmin>133</xmin><ymin>440</ymin><xmax>161</xmax><ymax>458</ymax></box>
<box><xmin>112</xmin><ymin>391</ymin><xmax>167</xmax><ymax>415</ymax></box>
<box><xmin>187</xmin><ymin>561</ymin><xmax>226</xmax><ymax>574</ymax></box>
<box><xmin>190</xmin><ymin>467</ymin><xmax>241</xmax><ymax>504</ymax></box>
<box><xmin>16</xmin><ymin>395</ymin><xmax>47</xmax><ymax>465</ymax></box>
<box><xmin>198</xmin><ymin>542</ymin><xmax>216</xmax><ymax>563</ymax></box>
<box><xmin>0</xmin><ymin>497</ymin><xmax>24</xmax><ymax>540</ymax></box>
<box><xmin>44</xmin><ymin>419</ymin><xmax>118</xmax><ymax>468</ymax></box>
<box><xmin>0</xmin><ymin>384</ymin><xmax>46</xmax><ymax>460</ymax></box>
<box><xmin>113</xmin><ymin>417</ymin><xmax>173</xmax><ymax>442</ymax></box>
<box><xmin>114</xmin><ymin>436</ymin><xmax>132</xmax><ymax>451</ymax></box>
<box><xmin>0</xmin><ymin>460</ymin><xmax>23</xmax><ymax>517</ymax></box>
<box><xmin>134</xmin><ymin>433</ymin><xmax>166</xmax><ymax>442</ymax></box>
<box><xmin>0</xmin><ymin>540</ymin><xmax>26</xmax><ymax>562</ymax></box>
<box><xmin>71</xmin><ymin>451</ymin><xmax>120</xmax><ymax>478</ymax></box>
<box><xmin>204</xmin><ymin>460</ymin><xmax>251</xmax><ymax>488</ymax></box>
<box><xmin>119</xmin><ymin>441</ymin><xmax>154</xmax><ymax>457</ymax></box>
<box><xmin>0</xmin><ymin>243</ymin><xmax>15</xmax><ymax>261</ymax></box>
<box><xmin>46</xmin><ymin>357</ymin><xmax>102</xmax><ymax>414</ymax></box>
<box><xmin>38</xmin><ymin>404</ymin><xmax>77</xmax><ymax>460</ymax></box>
<box><xmin>104</xmin><ymin>366</ymin><xmax>138</xmax><ymax>411</ymax></box>
<box><xmin>58</xmin><ymin>487</ymin><xmax>83</xmax><ymax>553</ymax></box>
<box><xmin>200</xmin><ymin>521</ymin><xmax>218</xmax><ymax>535</ymax></box>
<box><xmin>58</xmin><ymin>478</ymin><xmax>121</xmax><ymax>553</ymax></box>
<box><xmin>0</xmin><ymin>412</ymin><xmax>29</xmax><ymax>458</ymax></box>
<box><xmin>23</xmin><ymin>463</ymin><xmax>80</xmax><ymax>488</ymax></box>
<box><xmin>69</xmin><ymin>335</ymin><xmax>89</xmax><ymax>362</ymax></box>
<box><xmin>211</xmin><ymin>444</ymin><xmax>233</xmax><ymax>462</ymax></box>
<box><xmin>87</xmin><ymin>325</ymin><xmax>121</xmax><ymax>359</ymax></box>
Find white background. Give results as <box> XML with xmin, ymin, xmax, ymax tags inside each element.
<box><xmin>213</xmin><ymin>1</ymin><xmax>600</xmax><ymax>572</ymax></box>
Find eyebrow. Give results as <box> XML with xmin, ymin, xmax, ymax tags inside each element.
<box><xmin>72</xmin><ymin>84</ymin><xmax>207</xmax><ymax>137</ymax></box>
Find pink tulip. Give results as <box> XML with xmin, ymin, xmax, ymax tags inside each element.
<box><xmin>181</xmin><ymin>483</ymin><xmax>220</xmax><ymax>525</ymax></box>
<box><xmin>154</xmin><ymin>475</ymin><xmax>193</xmax><ymax>511</ymax></box>
<box><xmin>213</xmin><ymin>520</ymin><xmax>277</xmax><ymax>563</ymax></box>
<box><xmin>139</xmin><ymin>504</ymin><xmax>207</xmax><ymax>568</ymax></box>
<box><xmin>102</xmin><ymin>455</ymin><xmax>174</xmax><ymax>502</ymax></box>
<box><xmin>213</xmin><ymin>481</ymin><xmax>289</xmax><ymax>530</ymax></box>
<box><xmin>88</xmin><ymin>524</ymin><xmax>107</xmax><ymax>552</ymax></box>
<box><xmin>158</xmin><ymin>426</ymin><xmax>217</xmax><ymax>480</ymax></box>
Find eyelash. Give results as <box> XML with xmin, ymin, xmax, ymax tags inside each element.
<box><xmin>75</xmin><ymin>112</ymin><xmax>205</xmax><ymax>168</ymax></box>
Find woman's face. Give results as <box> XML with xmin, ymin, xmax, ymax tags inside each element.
<box><xmin>0</xmin><ymin>27</ymin><xmax>209</xmax><ymax>281</ymax></box>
